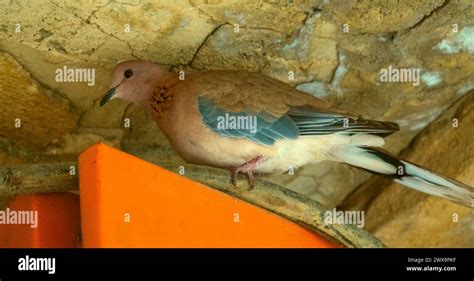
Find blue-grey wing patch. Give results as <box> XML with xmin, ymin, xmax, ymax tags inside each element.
<box><xmin>198</xmin><ymin>96</ymin><xmax>299</xmax><ymax>146</ymax></box>
<box><xmin>288</xmin><ymin>107</ymin><xmax>399</xmax><ymax>136</ymax></box>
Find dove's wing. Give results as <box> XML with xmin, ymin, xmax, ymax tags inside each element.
<box><xmin>195</xmin><ymin>71</ymin><xmax>399</xmax><ymax>146</ymax></box>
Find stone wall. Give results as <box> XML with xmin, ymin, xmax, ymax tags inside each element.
<box><xmin>365</xmin><ymin>92</ymin><xmax>474</xmax><ymax>247</ymax></box>
<box><xmin>0</xmin><ymin>0</ymin><xmax>473</xmax><ymax>246</ymax></box>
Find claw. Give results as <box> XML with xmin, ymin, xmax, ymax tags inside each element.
<box><xmin>229</xmin><ymin>155</ymin><xmax>264</xmax><ymax>190</ymax></box>
<box><xmin>230</xmin><ymin>166</ymin><xmax>239</xmax><ymax>186</ymax></box>
<box><xmin>246</xmin><ymin>170</ymin><xmax>255</xmax><ymax>190</ymax></box>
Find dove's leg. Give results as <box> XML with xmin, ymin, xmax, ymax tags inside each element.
<box><xmin>230</xmin><ymin>155</ymin><xmax>265</xmax><ymax>190</ymax></box>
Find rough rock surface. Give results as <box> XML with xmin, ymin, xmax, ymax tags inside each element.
<box><xmin>326</xmin><ymin>0</ymin><xmax>446</xmax><ymax>33</ymax></box>
<box><xmin>0</xmin><ymin>53</ymin><xmax>76</xmax><ymax>147</ymax></box>
<box><xmin>0</xmin><ymin>0</ymin><xmax>473</xmax><ymax>243</ymax></box>
<box><xmin>365</xmin><ymin>92</ymin><xmax>474</xmax><ymax>247</ymax></box>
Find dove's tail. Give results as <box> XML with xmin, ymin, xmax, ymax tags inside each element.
<box><xmin>334</xmin><ymin>146</ymin><xmax>474</xmax><ymax>208</ymax></box>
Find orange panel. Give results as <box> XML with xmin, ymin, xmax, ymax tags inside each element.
<box><xmin>0</xmin><ymin>193</ymin><xmax>81</xmax><ymax>248</ymax></box>
<box><xmin>79</xmin><ymin>143</ymin><xmax>338</xmax><ymax>248</ymax></box>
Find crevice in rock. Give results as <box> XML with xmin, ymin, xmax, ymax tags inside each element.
<box><xmin>408</xmin><ymin>0</ymin><xmax>449</xmax><ymax>31</ymax></box>
<box><xmin>337</xmin><ymin>0</ymin><xmax>448</xmax><ymax>36</ymax></box>
<box><xmin>188</xmin><ymin>2</ymin><xmax>218</xmax><ymax>24</ymax></box>
<box><xmin>286</xmin><ymin>5</ymin><xmax>322</xmax><ymax>44</ymax></box>
<box><xmin>48</xmin><ymin>0</ymin><xmax>139</xmax><ymax>59</ymax></box>
<box><xmin>187</xmin><ymin>22</ymin><xmax>229</xmax><ymax>67</ymax></box>
<box><xmin>187</xmin><ymin>1</ymin><xmax>289</xmax><ymax>67</ymax></box>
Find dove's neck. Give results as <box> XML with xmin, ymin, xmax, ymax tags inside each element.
<box><xmin>144</xmin><ymin>72</ymin><xmax>179</xmax><ymax>119</ymax></box>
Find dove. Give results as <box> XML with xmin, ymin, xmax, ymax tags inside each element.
<box><xmin>100</xmin><ymin>60</ymin><xmax>474</xmax><ymax>208</ymax></box>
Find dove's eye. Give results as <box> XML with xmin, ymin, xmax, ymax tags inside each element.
<box><xmin>124</xmin><ymin>69</ymin><xmax>134</xmax><ymax>78</ymax></box>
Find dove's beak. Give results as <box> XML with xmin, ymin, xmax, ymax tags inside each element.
<box><xmin>100</xmin><ymin>87</ymin><xmax>117</xmax><ymax>107</ymax></box>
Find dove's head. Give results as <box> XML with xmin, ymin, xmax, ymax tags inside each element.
<box><xmin>100</xmin><ymin>60</ymin><xmax>173</xmax><ymax>107</ymax></box>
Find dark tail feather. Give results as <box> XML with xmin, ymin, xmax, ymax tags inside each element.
<box><xmin>335</xmin><ymin>146</ymin><xmax>474</xmax><ymax>208</ymax></box>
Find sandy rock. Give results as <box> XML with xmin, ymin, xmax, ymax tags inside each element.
<box><xmin>0</xmin><ymin>53</ymin><xmax>76</xmax><ymax>147</ymax></box>
<box><xmin>1</xmin><ymin>0</ymin><xmax>216</xmax><ymax>65</ymax></box>
<box><xmin>44</xmin><ymin>128</ymin><xmax>124</xmax><ymax>156</ymax></box>
<box><xmin>189</xmin><ymin>0</ymin><xmax>312</xmax><ymax>36</ymax></box>
<box><xmin>326</xmin><ymin>0</ymin><xmax>446</xmax><ymax>33</ymax></box>
<box><xmin>191</xmin><ymin>25</ymin><xmax>279</xmax><ymax>72</ymax></box>
<box><xmin>365</xmin><ymin>92</ymin><xmax>474</xmax><ymax>247</ymax></box>
<box><xmin>0</xmin><ymin>0</ymin><xmax>473</xmax><ymax>211</ymax></box>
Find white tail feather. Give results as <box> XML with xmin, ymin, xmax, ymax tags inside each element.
<box><xmin>334</xmin><ymin>146</ymin><xmax>474</xmax><ymax>208</ymax></box>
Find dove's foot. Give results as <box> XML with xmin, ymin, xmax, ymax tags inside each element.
<box><xmin>230</xmin><ymin>155</ymin><xmax>265</xmax><ymax>190</ymax></box>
